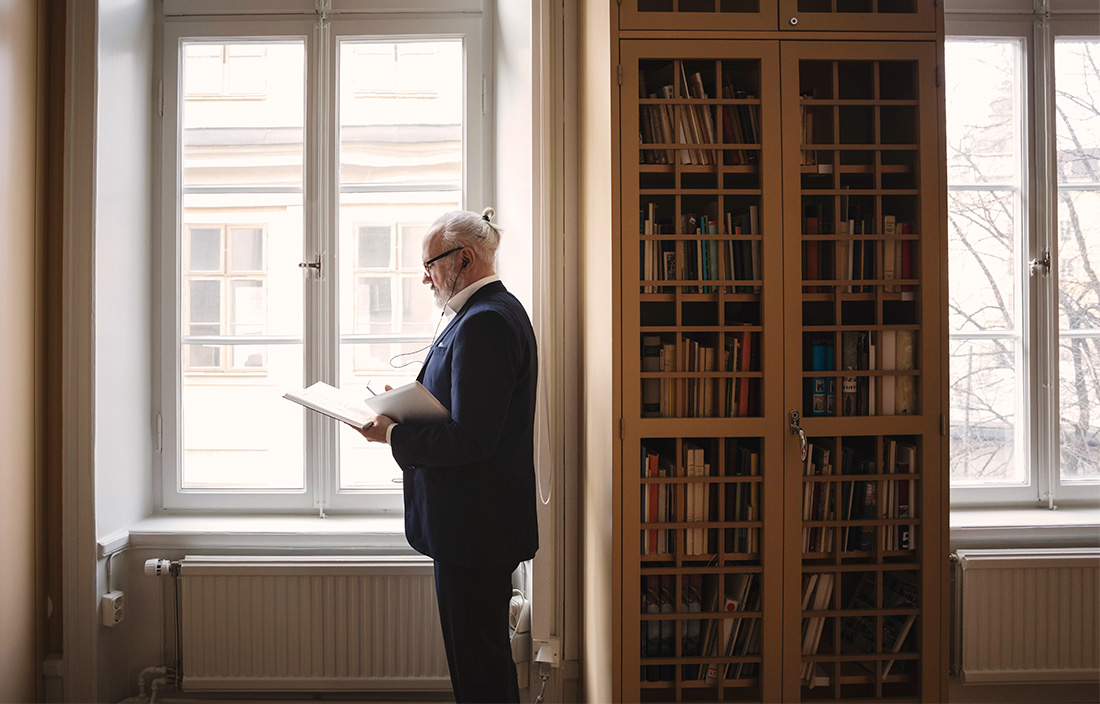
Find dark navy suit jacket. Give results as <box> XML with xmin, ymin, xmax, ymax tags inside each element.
<box><xmin>390</xmin><ymin>280</ymin><xmax>539</xmax><ymax>569</ymax></box>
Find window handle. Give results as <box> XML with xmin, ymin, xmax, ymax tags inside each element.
<box><xmin>1029</xmin><ymin>249</ymin><xmax>1051</xmax><ymax>277</ymax></box>
<box><xmin>299</xmin><ymin>253</ymin><xmax>323</xmax><ymax>279</ymax></box>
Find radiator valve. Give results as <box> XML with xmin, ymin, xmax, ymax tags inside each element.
<box><xmin>144</xmin><ymin>558</ymin><xmax>177</xmax><ymax>577</ymax></box>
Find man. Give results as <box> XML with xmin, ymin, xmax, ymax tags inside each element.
<box><xmin>357</xmin><ymin>208</ymin><xmax>539</xmax><ymax>703</ymax></box>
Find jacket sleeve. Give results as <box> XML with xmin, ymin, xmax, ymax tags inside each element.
<box><xmin>390</xmin><ymin>308</ymin><xmax>520</xmax><ymax>468</ymax></box>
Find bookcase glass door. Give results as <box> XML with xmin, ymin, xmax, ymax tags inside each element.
<box><xmin>780</xmin><ymin>41</ymin><xmax>942</xmax><ymax>702</ymax></box>
<box><xmin>623</xmin><ymin>40</ymin><xmax>785</xmax><ymax>703</ymax></box>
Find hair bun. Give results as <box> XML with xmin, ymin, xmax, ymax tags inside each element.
<box><xmin>481</xmin><ymin>207</ymin><xmax>495</xmax><ymax>222</ymax></box>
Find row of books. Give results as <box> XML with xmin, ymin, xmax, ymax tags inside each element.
<box><xmin>641</xmin><ymin>205</ymin><xmax>761</xmax><ymax>294</ymax></box>
<box><xmin>641</xmin><ymin>447</ymin><xmax>676</xmax><ymax>555</ymax></box>
<box><xmin>800</xmin><ymin>570</ymin><xmax>918</xmax><ymax>687</ymax></box>
<box><xmin>799</xmin><ymin>572</ymin><xmax>834</xmax><ymax>686</ymax></box>
<box><xmin>808</xmin><ymin>329</ymin><xmax>917</xmax><ymax>417</ymax></box>
<box><xmin>801</xmin><ymin>440</ymin><xmax>918</xmax><ymax>556</ymax></box>
<box><xmin>641</xmin><ymin>442</ymin><xmax>761</xmax><ymax>557</ymax></box>
<box><xmin>838</xmin><ymin>571</ymin><xmax>918</xmax><ymax>679</ymax></box>
<box><xmin>641</xmin><ymin>205</ymin><xmax>760</xmax><ymax>236</ymax></box>
<box><xmin>804</xmin><ymin>210</ymin><xmax>916</xmax><ymax>293</ymax></box>
<box><xmin>638</xmin><ymin>66</ymin><xmax>760</xmax><ymax>167</ymax></box>
<box><xmin>882</xmin><ymin>439</ymin><xmax>917</xmax><ymax>551</ymax></box>
<box><xmin>642</xmin><ymin>573</ymin><xmax>762</xmax><ymax>683</ymax></box>
<box><xmin>642</xmin><ymin>332</ymin><xmax>758</xmax><ymax>419</ymax></box>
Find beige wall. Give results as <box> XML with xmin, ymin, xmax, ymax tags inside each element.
<box><xmin>579</xmin><ymin>0</ymin><xmax>615</xmax><ymax>701</ymax></box>
<box><xmin>0</xmin><ymin>0</ymin><xmax>40</xmax><ymax>700</ymax></box>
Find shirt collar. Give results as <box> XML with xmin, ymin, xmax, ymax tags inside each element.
<box><xmin>445</xmin><ymin>274</ymin><xmax>500</xmax><ymax>317</ymax></box>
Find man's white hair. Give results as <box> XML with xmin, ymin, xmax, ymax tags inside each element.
<box><xmin>429</xmin><ymin>207</ymin><xmax>502</xmax><ymax>265</ymax></box>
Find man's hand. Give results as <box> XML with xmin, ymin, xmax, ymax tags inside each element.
<box><xmin>354</xmin><ymin>413</ymin><xmax>394</xmax><ymax>443</ymax></box>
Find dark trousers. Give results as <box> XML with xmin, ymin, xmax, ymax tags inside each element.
<box><xmin>433</xmin><ymin>560</ymin><xmax>520</xmax><ymax>703</ymax></box>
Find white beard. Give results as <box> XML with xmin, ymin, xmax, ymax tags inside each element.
<box><xmin>431</xmin><ymin>266</ymin><xmax>466</xmax><ymax>309</ymax></box>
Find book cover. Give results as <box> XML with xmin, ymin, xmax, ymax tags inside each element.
<box><xmin>895</xmin><ymin>330</ymin><xmax>916</xmax><ymax>415</ymax></box>
<box><xmin>642</xmin><ymin>335</ymin><xmax>662</xmax><ymax>418</ymax></box>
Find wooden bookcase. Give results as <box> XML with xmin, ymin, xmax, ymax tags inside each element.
<box><xmin>583</xmin><ymin>1</ymin><xmax>949</xmax><ymax>702</ymax></box>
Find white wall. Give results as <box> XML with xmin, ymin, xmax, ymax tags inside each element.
<box><xmin>93</xmin><ymin>0</ymin><xmax>155</xmax><ymax>701</ymax></box>
<box><xmin>493</xmin><ymin>0</ymin><xmax>534</xmax><ymax>312</ymax></box>
<box><xmin>94</xmin><ymin>0</ymin><xmax>154</xmax><ymax>541</ymax></box>
<box><xmin>0</xmin><ymin>0</ymin><xmax>40</xmax><ymax>700</ymax></box>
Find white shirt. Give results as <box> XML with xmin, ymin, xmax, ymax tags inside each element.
<box><xmin>443</xmin><ymin>274</ymin><xmax>500</xmax><ymax>324</ymax></box>
<box><xmin>385</xmin><ymin>274</ymin><xmax>500</xmax><ymax>444</ymax></box>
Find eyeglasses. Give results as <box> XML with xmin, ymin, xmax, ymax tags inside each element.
<box><xmin>422</xmin><ymin>246</ymin><xmax>463</xmax><ymax>273</ymax></box>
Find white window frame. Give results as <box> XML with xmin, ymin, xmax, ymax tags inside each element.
<box><xmin>157</xmin><ymin>4</ymin><xmax>489</xmax><ymax>512</ymax></box>
<box><xmin>946</xmin><ymin>0</ymin><xmax>1100</xmax><ymax>508</ymax></box>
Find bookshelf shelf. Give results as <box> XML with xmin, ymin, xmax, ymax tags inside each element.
<box><xmin>586</xmin><ymin>2</ymin><xmax>946</xmax><ymax>702</ymax></box>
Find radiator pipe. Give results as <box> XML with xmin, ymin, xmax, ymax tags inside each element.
<box><xmin>118</xmin><ymin>665</ymin><xmax>167</xmax><ymax>703</ymax></box>
<box><xmin>149</xmin><ymin>674</ymin><xmax>169</xmax><ymax>703</ymax></box>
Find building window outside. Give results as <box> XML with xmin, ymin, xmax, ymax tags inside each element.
<box><xmin>945</xmin><ymin>11</ymin><xmax>1099</xmax><ymax>506</ymax></box>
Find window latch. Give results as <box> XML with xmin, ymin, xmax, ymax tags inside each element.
<box><xmin>1029</xmin><ymin>249</ymin><xmax>1051</xmax><ymax>277</ymax></box>
<box><xmin>299</xmin><ymin>253</ymin><xmax>323</xmax><ymax>279</ymax></box>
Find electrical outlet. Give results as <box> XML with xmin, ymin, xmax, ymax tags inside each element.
<box><xmin>101</xmin><ymin>590</ymin><xmax>124</xmax><ymax>627</ymax></box>
<box><xmin>532</xmin><ymin>636</ymin><xmax>560</xmax><ymax>667</ymax></box>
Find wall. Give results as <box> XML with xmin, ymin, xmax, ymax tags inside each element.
<box><xmin>93</xmin><ymin>0</ymin><xmax>155</xmax><ymax>700</ymax></box>
<box><xmin>0</xmin><ymin>0</ymin><xmax>41</xmax><ymax>700</ymax></box>
<box><xmin>578</xmin><ymin>0</ymin><xmax>615</xmax><ymax>701</ymax></box>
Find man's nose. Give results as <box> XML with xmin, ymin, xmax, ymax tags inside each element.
<box><xmin>422</xmin><ymin>271</ymin><xmax>432</xmax><ymax>285</ymax></box>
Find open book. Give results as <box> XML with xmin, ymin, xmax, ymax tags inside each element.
<box><xmin>283</xmin><ymin>381</ymin><xmax>450</xmax><ymax>429</ymax></box>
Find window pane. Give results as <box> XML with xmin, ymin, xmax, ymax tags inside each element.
<box><xmin>949</xmin><ymin>338</ymin><xmax>1022</xmax><ymax>485</ymax></box>
<box><xmin>189</xmin><ymin>227</ymin><xmax>222</xmax><ymax>272</ymax></box>
<box><xmin>400</xmin><ymin>223</ymin><xmax>428</xmax><ymax>270</ymax></box>
<box><xmin>180</xmin><ymin>39</ymin><xmax>305</xmax><ymax>491</ymax></box>
<box><xmin>356</xmin><ymin>276</ymin><xmax>393</xmax><ymax>332</ymax></box>
<box><xmin>183</xmin><ymin>41</ymin><xmax>304</xmax><ymax>187</ymax></box>
<box><xmin>339</xmin><ymin>39</ymin><xmax>463</xmax><ymax>187</ymax></box>
<box><xmin>230</xmin><ymin>227</ymin><xmax>264</xmax><ymax>271</ymax></box>
<box><xmin>1055</xmin><ymin>39</ymin><xmax>1100</xmax><ymax>186</ymax></box>
<box><xmin>401</xmin><ymin>276</ymin><xmax>437</xmax><ymax>336</ymax></box>
<box><xmin>945</xmin><ymin>39</ymin><xmax>1023</xmax><ymax>185</ymax></box>
<box><xmin>231</xmin><ymin>279</ymin><xmax>264</xmax><ymax>327</ymax></box>
<box><xmin>189</xmin><ymin>280</ymin><xmax>221</xmax><ymax>324</ymax></box>
<box><xmin>1055</xmin><ymin>38</ymin><xmax>1100</xmax><ymax>484</ymax></box>
<box><xmin>947</xmin><ymin>189</ymin><xmax>1018</xmax><ymax>332</ymax></box>
<box><xmin>225</xmin><ymin>44</ymin><xmax>266</xmax><ymax>96</ymax></box>
<box><xmin>946</xmin><ymin>38</ymin><xmax>1028</xmax><ymax>489</ymax></box>
<box><xmin>336</xmin><ymin>36</ymin><xmax>463</xmax><ymax>491</ymax></box>
<box><xmin>183</xmin><ymin>44</ymin><xmax>223</xmax><ymax>96</ymax></box>
<box><xmin>1060</xmin><ymin>335</ymin><xmax>1100</xmax><ymax>482</ymax></box>
<box><xmin>358</xmin><ymin>225</ymin><xmax>392</xmax><ymax>268</ymax></box>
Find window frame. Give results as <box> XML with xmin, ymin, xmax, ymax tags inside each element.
<box><xmin>946</xmin><ymin>4</ymin><xmax>1100</xmax><ymax>508</ymax></box>
<box><xmin>157</xmin><ymin>9</ymin><xmax>489</xmax><ymax>513</ymax></box>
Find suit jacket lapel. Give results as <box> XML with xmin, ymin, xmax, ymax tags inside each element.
<box><xmin>417</xmin><ymin>281</ymin><xmax>506</xmax><ymax>380</ymax></box>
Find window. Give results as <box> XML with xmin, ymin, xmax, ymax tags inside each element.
<box><xmin>160</xmin><ymin>8</ymin><xmax>487</xmax><ymax>511</ymax></box>
<box><xmin>945</xmin><ymin>2</ymin><xmax>1099</xmax><ymax>506</ymax></box>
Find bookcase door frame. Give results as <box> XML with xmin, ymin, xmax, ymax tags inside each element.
<box><xmin>779</xmin><ymin>40</ymin><xmax>946</xmax><ymax>702</ymax></box>
<box><xmin>619</xmin><ymin>2</ymin><xmax>778</xmax><ymax>33</ymax></box>
<box><xmin>777</xmin><ymin>0</ymin><xmax>937</xmax><ymax>33</ymax></box>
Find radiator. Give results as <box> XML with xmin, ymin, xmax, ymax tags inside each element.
<box><xmin>954</xmin><ymin>548</ymin><xmax>1100</xmax><ymax>685</ymax></box>
<box><xmin>177</xmin><ymin>555</ymin><xmax>451</xmax><ymax>692</ymax></box>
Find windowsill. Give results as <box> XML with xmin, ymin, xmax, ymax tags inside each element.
<box><xmin>97</xmin><ymin>507</ymin><xmax>1099</xmax><ymax>556</ymax></box>
<box><xmin>950</xmin><ymin>505</ymin><xmax>1100</xmax><ymax>550</ymax></box>
<box><xmin>99</xmin><ymin>513</ymin><xmax>417</xmax><ymax>557</ymax></box>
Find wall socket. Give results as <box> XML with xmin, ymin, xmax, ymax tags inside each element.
<box><xmin>101</xmin><ymin>590</ymin><xmax>124</xmax><ymax>627</ymax></box>
<box><xmin>532</xmin><ymin>636</ymin><xmax>561</xmax><ymax>667</ymax></box>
